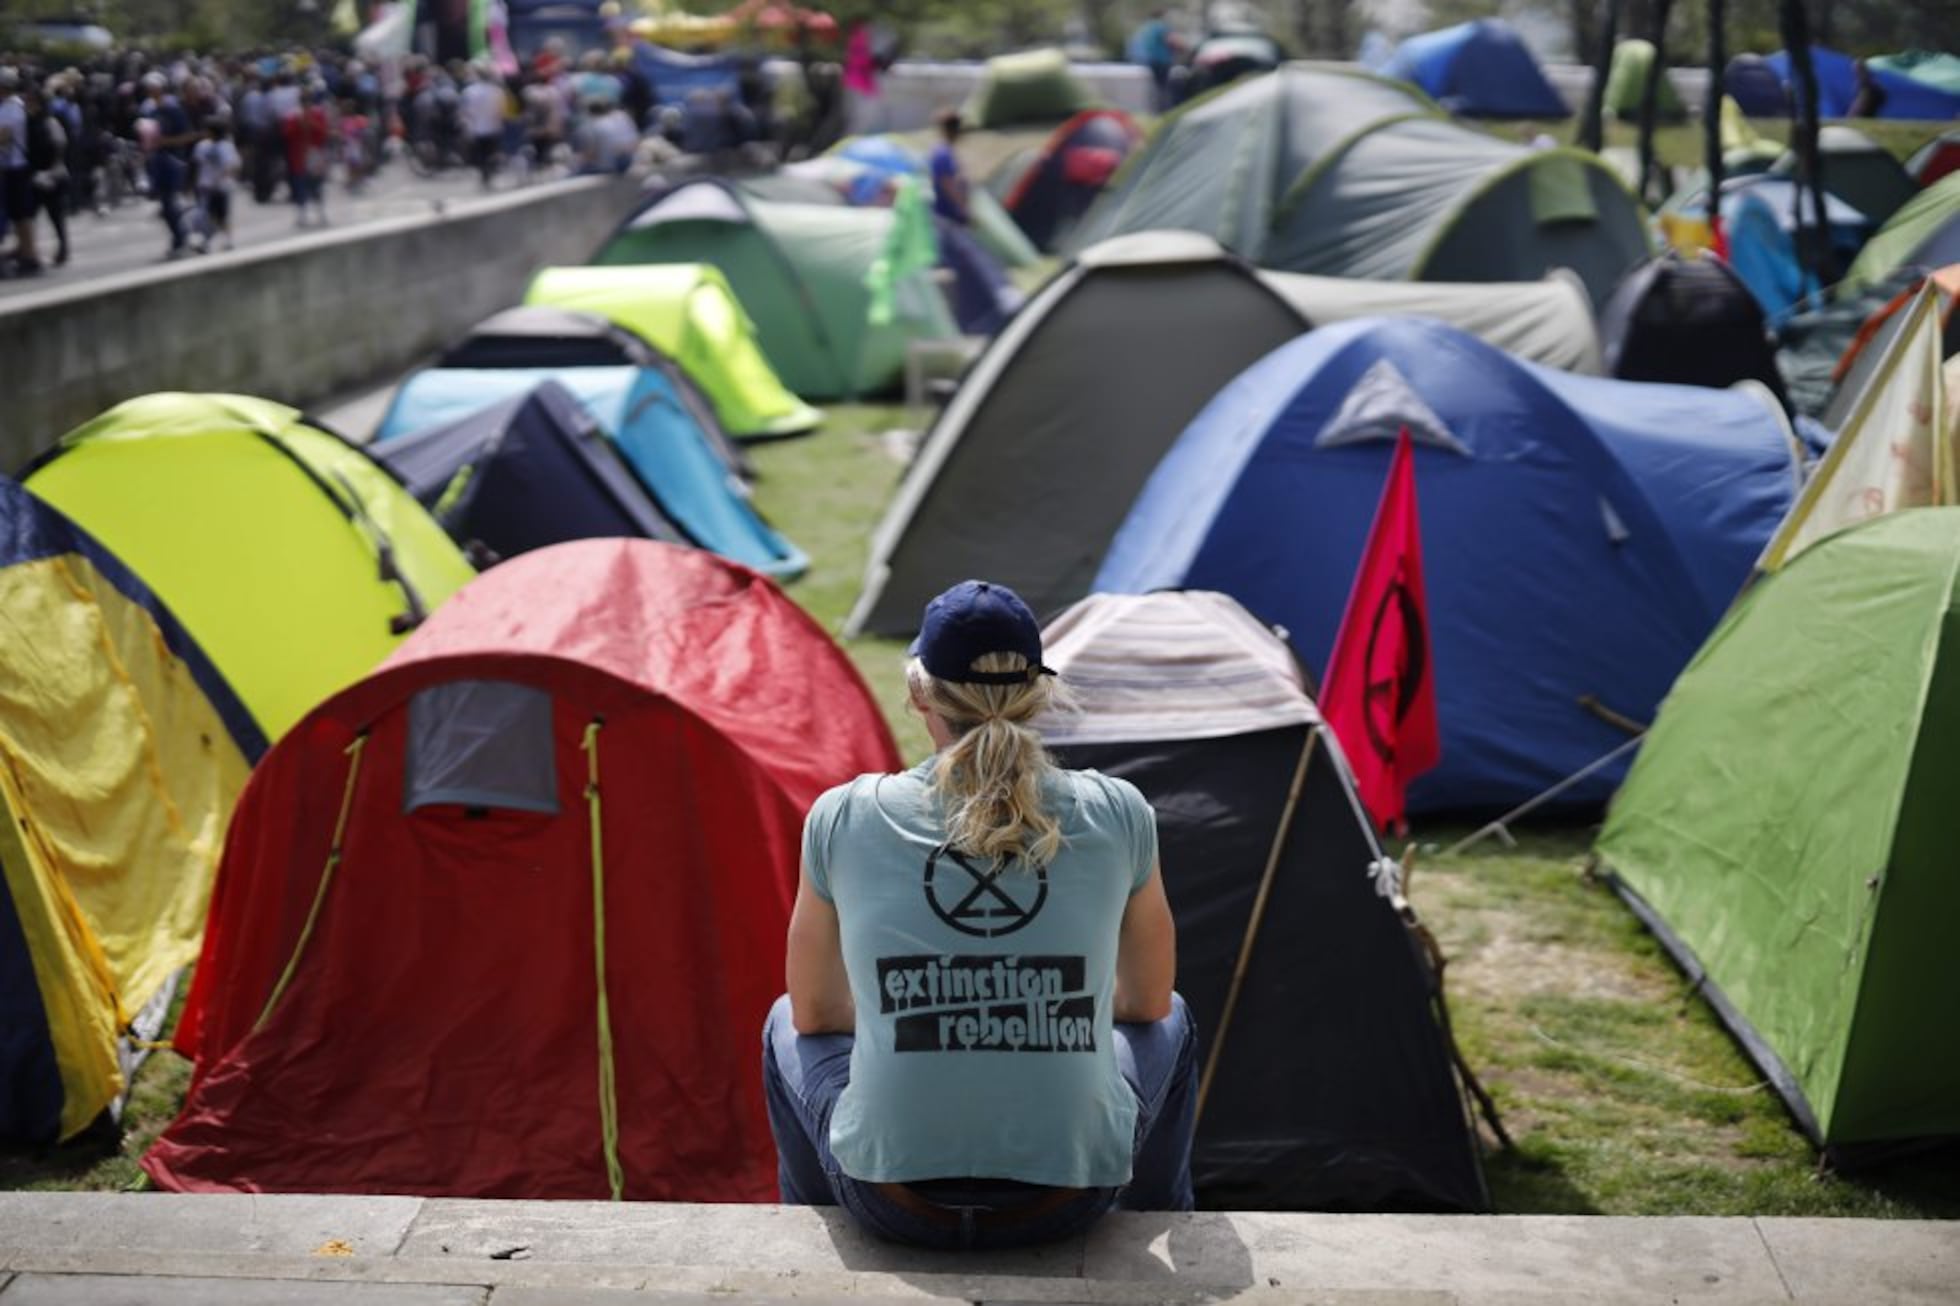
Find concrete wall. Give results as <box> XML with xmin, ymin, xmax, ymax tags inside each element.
<box><xmin>0</xmin><ymin>175</ymin><xmax>637</xmax><ymax>472</ymax></box>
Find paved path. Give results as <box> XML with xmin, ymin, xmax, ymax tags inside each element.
<box><xmin>0</xmin><ymin>164</ymin><xmax>530</xmax><ymax>302</ymax></box>
<box><xmin>0</xmin><ymin>1193</ymin><xmax>1955</xmax><ymax>1304</ymax></box>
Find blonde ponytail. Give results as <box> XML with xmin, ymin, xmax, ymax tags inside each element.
<box><xmin>907</xmin><ymin>652</ymin><xmax>1067</xmax><ymax>868</ymax></box>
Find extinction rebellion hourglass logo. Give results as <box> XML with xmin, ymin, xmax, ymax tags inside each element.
<box><xmin>877</xmin><ymin>845</ymin><xmax>1095</xmax><ymax>1054</ymax></box>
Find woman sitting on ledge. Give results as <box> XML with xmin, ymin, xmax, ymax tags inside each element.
<box><xmin>764</xmin><ymin>579</ymin><xmax>1196</xmax><ymax>1250</ymax></box>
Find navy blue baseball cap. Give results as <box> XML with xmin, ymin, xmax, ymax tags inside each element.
<box><xmin>910</xmin><ymin>580</ymin><xmax>1057</xmax><ymax>686</ymax></box>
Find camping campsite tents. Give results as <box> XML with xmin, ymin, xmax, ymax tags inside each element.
<box><xmin>1604</xmin><ymin>39</ymin><xmax>1684</xmax><ymax>121</ymax></box>
<box><xmin>1771</xmin><ymin>125</ymin><xmax>1918</xmax><ymax>229</ymax></box>
<box><xmin>374</xmin><ymin>366</ymin><xmax>806</xmax><ymax>579</ymax></box>
<box><xmin>0</xmin><ymin>477</ymin><xmax>260</xmax><ymax>1145</ymax></box>
<box><xmin>1379</xmin><ymin>19</ymin><xmax>1566</xmax><ymax>118</ymax></box>
<box><xmin>1822</xmin><ymin>268</ymin><xmax>1960</xmax><ymax>432</ymax></box>
<box><xmin>1073</xmin><ymin>66</ymin><xmax>1648</xmax><ymax>303</ymax></box>
<box><xmin>818</xmin><ymin>135</ymin><xmax>1043</xmax><ymax>270</ymax></box>
<box><xmin>590</xmin><ymin>179</ymin><xmax>959</xmax><ymax>399</ymax></box>
<box><xmin>1037</xmin><ymin>590</ymin><xmax>1488</xmax><ymax>1211</ymax></box>
<box><xmin>963</xmin><ymin>47</ymin><xmax>1094</xmax><ymax>129</ymax></box>
<box><xmin>373</xmin><ymin>381</ymin><xmax>692</xmax><ymax>561</ymax></box>
<box><xmin>1096</xmin><ymin>317</ymin><xmax>1803</xmax><ymax>811</ymax></box>
<box><xmin>437</xmin><ymin>304</ymin><xmax>749</xmax><ymax>479</ymax></box>
<box><xmin>1763</xmin><ymin>46</ymin><xmax>1960</xmax><ymax>122</ymax></box>
<box><xmin>525</xmin><ymin>264</ymin><xmax>821</xmax><ymax>438</ymax></box>
<box><xmin>1724</xmin><ymin>55</ymin><xmax>1788</xmax><ymax>116</ymax></box>
<box><xmin>1699</xmin><ymin>176</ymin><xmax>1875</xmax><ymax>317</ymax></box>
<box><xmin>25</xmin><ymin>394</ymin><xmax>475</xmax><ymax>740</ymax></box>
<box><xmin>847</xmin><ymin>231</ymin><xmax>1309</xmax><ymax>636</ymax></box>
<box><xmin>149</xmin><ymin>540</ymin><xmax>900</xmax><ymax>1199</ymax></box>
<box><xmin>849</xmin><ymin>231</ymin><xmax>1613</xmax><ymax>636</ymax></box>
<box><xmin>1600</xmin><ymin>253</ymin><xmax>1790</xmax><ymax>408</ymax></box>
<box><xmin>1179</xmin><ymin>31</ymin><xmax>1284</xmax><ymax>103</ymax></box>
<box><xmin>999</xmin><ymin>110</ymin><xmax>1143</xmax><ymax>252</ymax></box>
<box><xmin>1841</xmin><ymin>174</ymin><xmax>1960</xmax><ymax>300</ymax></box>
<box><xmin>1596</xmin><ymin>509</ymin><xmax>1960</xmax><ymax>1154</ymax></box>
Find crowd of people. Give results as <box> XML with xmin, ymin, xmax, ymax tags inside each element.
<box><xmin>0</xmin><ymin>39</ymin><xmax>807</xmax><ymax>278</ymax></box>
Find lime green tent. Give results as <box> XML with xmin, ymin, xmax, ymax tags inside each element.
<box><xmin>1597</xmin><ymin>508</ymin><xmax>1960</xmax><ymax>1151</ymax></box>
<box><xmin>589</xmin><ymin>179</ymin><xmax>959</xmax><ymax>400</ymax></box>
<box><xmin>25</xmin><ymin>394</ymin><xmax>475</xmax><ymax>740</ymax></box>
<box><xmin>964</xmin><ymin>48</ymin><xmax>1094</xmax><ymax>129</ymax></box>
<box><xmin>1840</xmin><ymin>173</ymin><xmax>1960</xmax><ymax>299</ymax></box>
<box><xmin>1604</xmin><ymin>39</ymin><xmax>1684</xmax><ymax>121</ymax></box>
<box><xmin>1074</xmin><ymin>66</ymin><xmax>1650</xmax><ymax>304</ymax></box>
<box><xmin>527</xmin><ymin>262</ymin><xmax>822</xmax><ymax>435</ymax></box>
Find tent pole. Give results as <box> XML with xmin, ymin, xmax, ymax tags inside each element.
<box><xmin>1636</xmin><ymin>0</ymin><xmax>1675</xmax><ymax>204</ymax></box>
<box><xmin>1438</xmin><ymin>733</ymin><xmax>1647</xmax><ymax>860</ymax></box>
<box><xmin>1193</xmin><ymin>726</ymin><xmax>1319</xmax><ymax>1126</ymax></box>
<box><xmin>1577</xmin><ymin>0</ymin><xmax>1624</xmax><ymax>153</ymax></box>
<box><xmin>1704</xmin><ymin>0</ymin><xmax>1726</xmax><ymax>235</ymax></box>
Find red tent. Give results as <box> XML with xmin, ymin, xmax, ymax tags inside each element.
<box><xmin>147</xmin><ymin>540</ymin><xmax>899</xmax><ymax>1200</ymax></box>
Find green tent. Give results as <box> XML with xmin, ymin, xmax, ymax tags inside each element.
<box><xmin>1597</xmin><ymin>508</ymin><xmax>1960</xmax><ymax>1151</ymax></box>
<box><xmin>1073</xmin><ymin>65</ymin><xmax>1649</xmax><ymax>304</ymax></box>
<box><xmin>963</xmin><ymin>48</ymin><xmax>1094</xmax><ymax>129</ymax></box>
<box><xmin>1871</xmin><ymin>51</ymin><xmax>1960</xmax><ymax>97</ymax></box>
<box><xmin>590</xmin><ymin>178</ymin><xmax>959</xmax><ymax>400</ymax></box>
<box><xmin>1841</xmin><ymin>173</ymin><xmax>1960</xmax><ymax>299</ymax></box>
<box><xmin>525</xmin><ymin>262</ymin><xmax>821</xmax><ymax>437</ymax></box>
<box><xmin>1604</xmin><ymin>39</ymin><xmax>1684</xmax><ymax>121</ymax></box>
<box><xmin>24</xmin><ymin>394</ymin><xmax>475</xmax><ymax>740</ymax></box>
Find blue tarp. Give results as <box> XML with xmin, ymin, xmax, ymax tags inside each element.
<box><xmin>630</xmin><ymin>41</ymin><xmax>742</xmax><ymax>111</ymax></box>
<box><xmin>1763</xmin><ymin>47</ymin><xmax>1960</xmax><ymax>121</ymax></box>
<box><xmin>376</xmin><ymin>366</ymin><xmax>805</xmax><ymax>578</ymax></box>
<box><xmin>1718</xmin><ymin>177</ymin><xmax>1874</xmax><ymax>318</ymax></box>
<box><xmin>1380</xmin><ymin>19</ymin><xmax>1566</xmax><ymax>118</ymax></box>
<box><xmin>1095</xmin><ymin>317</ymin><xmax>1797</xmax><ymax>811</ymax></box>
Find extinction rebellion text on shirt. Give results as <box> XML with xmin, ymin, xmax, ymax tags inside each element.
<box><xmin>878</xmin><ymin>955</ymin><xmax>1096</xmax><ymax>1053</ymax></box>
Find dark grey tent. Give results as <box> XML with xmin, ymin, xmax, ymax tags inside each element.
<box><xmin>439</xmin><ymin>306</ymin><xmax>751</xmax><ymax>481</ymax></box>
<box><xmin>1073</xmin><ymin>65</ymin><xmax>1649</xmax><ymax>304</ymax></box>
<box><xmin>845</xmin><ymin>231</ymin><xmax>1308</xmax><ymax>636</ymax></box>
<box><xmin>1038</xmin><ymin>590</ymin><xmax>1490</xmax><ymax>1212</ymax></box>
<box><xmin>374</xmin><ymin>381</ymin><xmax>687</xmax><ymax>563</ymax></box>
<box><xmin>1600</xmin><ymin>253</ymin><xmax>1791</xmax><ymax>410</ymax></box>
<box><xmin>1771</xmin><ymin>125</ymin><xmax>1920</xmax><ymax>228</ymax></box>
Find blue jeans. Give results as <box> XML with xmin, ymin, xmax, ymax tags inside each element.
<box><xmin>762</xmin><ymin>992</ymin><xmax>1197</xmax><ymax>1250</ymax></box>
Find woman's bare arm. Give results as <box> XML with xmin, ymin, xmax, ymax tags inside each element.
<box><xmin>786</xmin><ymin>868</ymin><xmax>855</xmax><ymax>1034</ymax></box>
<box><xmin>1113</xmin><ymin>861</ymin><xmax>1175</xmax><ymax>1023</ymax></box>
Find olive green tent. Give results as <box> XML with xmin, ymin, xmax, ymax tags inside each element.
<box><xmin>1597</xmin><ymin>508</ymin><xmax>1960</xmax><ymax>1152</ymax></box>
<box><xmin>1073</xmin><ymin>65</ymin><xmax>1649</xmax><ymax>303</ymax></box>
<box><xmin>963</xmin><ymin>48</ymin><xmax>1094</xmax><ymax>129</ymax></box>
<box><xmin>1772</xmin><ymin>125</ymin><xmax>1918</xmax><ymax>228</ymax></box>
<box><xmin>24</xmin><ymin>394</ymin><xmax>475</xmax><ymax>740</ymax></box>
<box><xmin>525</xmin><ymin>263</ymin><xmax>822</xmax><ymax>438</ymax></box>
<box><xmin>588</xmin><ymin>179</ymin><xmax>959</xmax><ymax>400</ymax></box>
<box><xmin>1841</xmin><ymin>173</ymin><xmax>1960</xmax><ymax>299</ymax></box>
<box><xmin>1603</xmin><ymin>39</ymin><xmax>1684</xmax><ymax>121</ymax></box>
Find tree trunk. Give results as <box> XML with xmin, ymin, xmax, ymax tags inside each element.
<box><xmin>1704</xmin><ymin>0</ymin><xmax>1726</xmax><ymax>242</ymax></box>
<box><xmin>1577</xmin><ymin>0</ymin><xmax>1623</xmax><ymax>152</ymax></box>
<box><xmin>1779</xmin><ymin>0</ymin><xmax>1835</xmax><ymax>287</ymax></box>
<box><xmin>1636</xmin><ymin>0</ymin><xmax>1675</xmax><ymax>203</ymax></box>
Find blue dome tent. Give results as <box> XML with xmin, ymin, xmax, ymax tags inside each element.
<box><xmin>1762</xmin><ymin>47</ymin><xmax>1960</xmax><ymax>121</ymax></box>
<box><xmin>1096</xmin><ymin>318</ymin><xmax>1801</xmax><ymax>811</ymax></box>
<box><xmin>377</xmin><ymin>366</ymin><xmax>805</xmax><ymax>579</ymax></box>
<box><xmin>1380</xmin><ymin>19</ymin><xmax>1567</xmax><ymax>119</ymax></box>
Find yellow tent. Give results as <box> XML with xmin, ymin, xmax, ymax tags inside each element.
<box><xmin>0</xmin><ymin>476</ymin><xmax>260</xmax><ymax>1142</ymax></box>
<box><xmin>26</xmin><ymin>394</ymin><xmax>475</xmax><ymax>740</ymax></box>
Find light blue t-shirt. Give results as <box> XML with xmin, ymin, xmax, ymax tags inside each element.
<box><xmin>803</xmin><ymin>760</ymin><xmax>1158</xmax><ymax>1188</ymax></box>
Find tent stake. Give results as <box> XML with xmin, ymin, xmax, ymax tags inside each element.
<box><xmin>1194</xmin><ymin>727</ymin><xmax>1319</xmax><ymax>1126</ymax></box>
<box><xmin>1438</xmin><ymin>734</ymin><xmax>1646</xmax><ymax>859</ymax></box>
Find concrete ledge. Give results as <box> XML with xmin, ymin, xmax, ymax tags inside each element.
<box><xmin>0</xmin><ymin>176</ymin><xmax>638</xmax><ymax>472</ymax></box>
<box><xmin>0</xmin><ymin>1194</ymin><xmax>1955</xmax><ymax>1303</ymax></box>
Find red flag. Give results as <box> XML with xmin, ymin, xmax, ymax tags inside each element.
<box><xmin>1320</xmin><ymin>429</ymin><xmax>1440</xmax><ymax>833</ymax></box>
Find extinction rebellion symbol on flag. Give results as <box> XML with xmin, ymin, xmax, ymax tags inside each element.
<box><xmin>1362</xmin><ymin>561</ymin><xmax>1429</xmax><ymax>769</ymax></box>
<box><xmin>924</xmin><ymin>844</ymin><xmax>1048</xmax><ymax>938</ymax></box>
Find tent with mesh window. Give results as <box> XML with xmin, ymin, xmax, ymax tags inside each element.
<box><xmin>147</xmin><ymin>539</ymin><xmax>900</xmax><ymax>1200</ymax></box>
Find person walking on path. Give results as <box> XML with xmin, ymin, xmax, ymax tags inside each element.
<box><xmin>765</xmin><ymin>580</ymin><xmax>1196</xmax><ymax>1251</ymax></box>
<box><xmin>281</xmin><ymin>87</ymin><xmax>332</xmax><ymax>227</ymax></box>
<box><xmin>1129</xmin><ymin>10</ymin><xmax>1178</xmax><ymax>112</ymax></box>
<box><xmin>192</xmin><ymin>118</ymin><xmax>240</xmax><ymax>250</ymax></box>
<box><xmin>0</xmin><ymin>69</ymin><xmax>41</xmax><ymax>274</ymax></box>
<box><xmin>459</xmin><ymin>65</ymin><xmax>506</xmax><ymax>188</ymax></box>
<box><xmin>23</xmin><ymin>82</ymin><xmax>70</xmax><ymax>267</ymax></box>
<box><xmin>928</xmin><ymin>109</ymin><xmax>970</xmax><ymax>226</ymax></box>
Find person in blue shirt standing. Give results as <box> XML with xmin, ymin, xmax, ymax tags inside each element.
<box><xmin>763</xmin><ymin>580</ymin><xmax>1197</xmax><ymax>1250</ymax></box>
<box><xmin>927</xmin><ymin>109</ymin><xmax>969</xmax><ymax>226</ymax></box>
<box><xmin>1130</xmin><ymin>10</ymin><xmax>1177</xmax><ymax>112</ymax></box>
